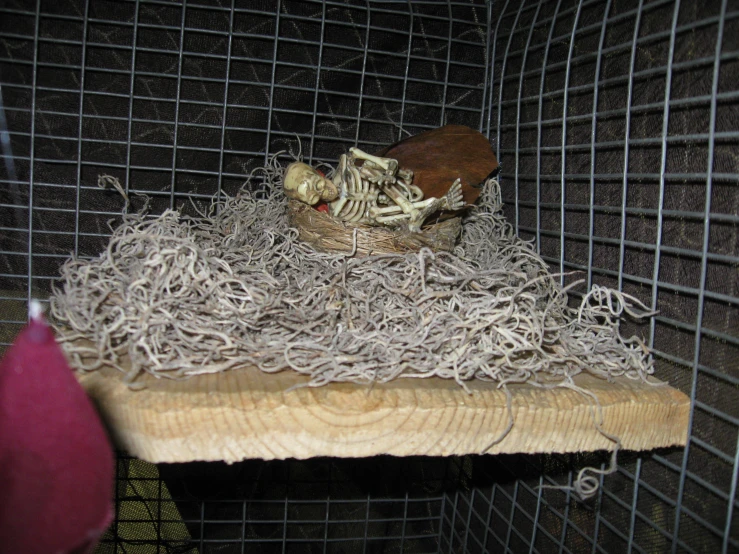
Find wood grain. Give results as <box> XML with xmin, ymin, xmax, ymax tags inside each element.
<box><xmin>76</xmin><ymin>365</ymin><xmax>690</xmax><ymax>464</ymax></box>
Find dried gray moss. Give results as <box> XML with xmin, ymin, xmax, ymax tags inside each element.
<box><xmin>52</xmin><ymin>161</ymin><xmax>655</xmax><ymax>389</ymax></box>
<box><xmin>50</xmin><ymin>160</ymin><xmax>658</xmax><ymax>498</ymax></box>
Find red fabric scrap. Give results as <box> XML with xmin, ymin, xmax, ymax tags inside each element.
<box><xmin>0</xmin><ymin>311</ymin><xmax>115</xmax><ymax>554</ymax></box>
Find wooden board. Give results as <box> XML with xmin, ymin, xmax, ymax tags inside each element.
<box><xmin>77</xmin><ymin>365</ymin><xmax>690</xmax><ymax>464</ymax></box>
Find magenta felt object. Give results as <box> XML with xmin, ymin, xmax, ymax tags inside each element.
<box><xmin>0</xmin><ymin>314</ymin><xmax>114</xmax><ymax>554</ymax></box>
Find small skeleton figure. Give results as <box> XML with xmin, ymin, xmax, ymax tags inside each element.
<box><xmin>284</xmin><ymin>148</ymin><xmax>465</xmax><ymax>232</ymax></box>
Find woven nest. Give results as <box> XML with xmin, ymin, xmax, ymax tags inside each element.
<box><xmin>287</xmin><ymin>200</ymin><xmax>461</xmax><ymax>256</ymax></box>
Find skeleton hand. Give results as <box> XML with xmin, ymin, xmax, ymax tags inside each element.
<box><xmin>440</xmin><ymin>179</ymin><xmax>465</xmax><ymax>211</ymax></box>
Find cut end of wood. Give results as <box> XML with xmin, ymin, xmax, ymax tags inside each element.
<box><xmin>76</xmin><ymin>365</ymin><xmax>690</xmax><ymax>464</ymax></box>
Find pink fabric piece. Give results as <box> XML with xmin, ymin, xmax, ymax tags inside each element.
<box><xmin>0</xmin><ymin>312</ymin><xmax>114</xmax><ymax>554</ymax></box>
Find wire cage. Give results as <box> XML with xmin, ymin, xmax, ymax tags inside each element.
<box><xmin>0</xmin><ymin>0</ymin><xmax>737</xmax><ymax>552</ymax></box>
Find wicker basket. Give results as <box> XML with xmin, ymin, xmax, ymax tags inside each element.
<box><xmin>287</xmin><ymin>200</ymin><xmax>461</xmax><ymax>256</ymax></box>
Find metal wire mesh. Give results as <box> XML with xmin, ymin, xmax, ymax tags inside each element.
<box><xmin>456</xmin><ymin>1</ymin><xmax>739</xmax><ymax>552</ymax></box>
<box><xmin>0</xmin><ymin>0</ymin><xmax>737</xmax><ymax>552</ymax></box>
<box><xmin>98</xmin><ymin>455</ymin><xmax>458</xmax><ymax>553</ymax></box>
<box><xmin>0</xmin><ymin>0</ymin><xmax>489</xmax><ymax>304</ymax></box>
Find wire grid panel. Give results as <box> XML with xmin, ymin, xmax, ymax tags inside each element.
<box><xmin>479</xmin><ymin>0</ymin><xmax>739</xmax><ymax>552</ymax></box>
<box><xmin>97</xmin><ymin>455</ymin><xmax>460</xmax><ymax>554</ymax></box>
<box><xmin>0</xmin><ymin>0</ymin><xmax>490</xmax><ymax>552</ymax></box>
<box><xmin>0</xmin><ymin>0</ymin><xmax>490</xmax><ymax>340</ymax></box>
<box><xmin>2</xmin><ymin>0</ymin><xmax>738</xmax><ymax>553</ymax></box>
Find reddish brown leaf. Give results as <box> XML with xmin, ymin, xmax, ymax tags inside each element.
<box><xmin>375</xmin><ymin>125</ymin><xmax>499</xmax><ymax>206</ymax></box>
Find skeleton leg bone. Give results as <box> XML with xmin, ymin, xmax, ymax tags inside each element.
<box><xmin>370</xmin><ymin>198</ymin><xmax>439</xmax><ymax>229</ymax></box>
<box><xmin>382</xmin><ymin>184</ymin><xmax>419</xmax><ymax>217</ymax></box>
<box><xmin>370</xmin><ymin>180</ymin><xmax>466</xmax><ymax>230</ymax></box>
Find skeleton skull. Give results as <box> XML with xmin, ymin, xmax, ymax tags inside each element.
<box><xmin>284</xmin><ymin>162</ymin><xmax>339</xmax><ymax>205</ymax></box>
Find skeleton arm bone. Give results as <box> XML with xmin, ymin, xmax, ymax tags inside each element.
<box><xmin>349</xmin><ymin>147</ymin><xmax>398</xmax><ymax>174</ymax></box>
<box><xmin>350</xmin><ymin>148</ymin><xmax>422</xmax><ymax>203</ymax></box>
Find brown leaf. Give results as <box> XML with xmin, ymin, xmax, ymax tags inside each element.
<box><xmin>375</xmin><ymin>125</ymin><xmax>499</xmax><ymax>206</ymax></box>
